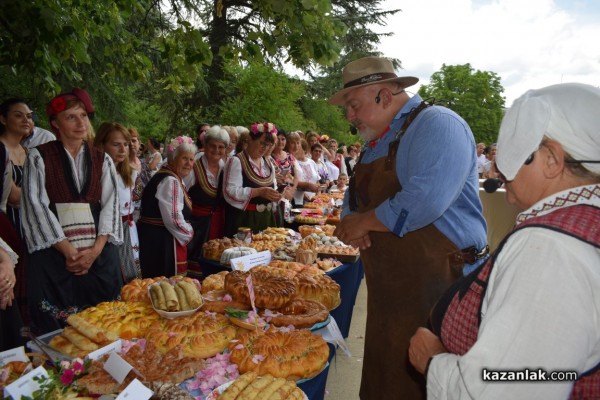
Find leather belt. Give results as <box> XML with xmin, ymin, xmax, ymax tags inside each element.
<box><xmin>449</xmin><ymin>244</ymin><xmax>489</xmax><ymax>265</ymax></box>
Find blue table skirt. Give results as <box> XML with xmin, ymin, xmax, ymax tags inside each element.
<box><xmin>194</xmin><ymin>257</ymin><xmax>363</xmax><ymax>338</ymax></box>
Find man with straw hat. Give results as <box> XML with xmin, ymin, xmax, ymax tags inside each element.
<box><xmin>331</xmin><ymin>56</ymin><xmax>488</xmax><ymax>399</ymax></box>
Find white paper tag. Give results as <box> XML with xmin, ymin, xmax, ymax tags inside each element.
<box><xmin>87</xmin><ymin>339</ymin><xmax>122</xmax><ymax>361</ymax></box>
<box><xmin>0</xmin><ymin>346</ymin><xmax>29</xmax><ymax>365</ymax></box>
<box><xmin>104</xmin><ymin>352</ymin><xmax>133</xmax><ymax>384</ymax></box>
<box><xmin>116</xmin><ymin>378</ymin><xmax>153</xmax><ymax>399</ymax></box>
<box><xmin>230</xmin><ymin>250</ymin><xmax>271</xmax><ymax>271</ymax></box>
<box><xmin>314</xmin><ymin>317</ymin><xmax>352</xmax><ymax>357</ymax></box>
<box><xmin>4</xmin><ymin>365</ymin><xmax>48</xmax><ymax>399</ymax></box>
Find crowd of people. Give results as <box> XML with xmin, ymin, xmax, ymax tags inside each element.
<box><xmin>0</xmin><ymin>88</ymin><xmax>361</xmax><ymax>345</ymax></box>
<box><xmin>2</xmin><ymin>55</ymin><xmax>599</xmax><ymax>400</ymax></box>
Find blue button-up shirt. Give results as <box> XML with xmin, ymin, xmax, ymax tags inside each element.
<box><xmin>342</xmin><ymin>95</ymin><xmax>488</xmax><ymax>274</ymax></box>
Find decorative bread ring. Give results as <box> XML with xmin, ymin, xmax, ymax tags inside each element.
<box><xmin>200</xmin><ymin>290</ymin><xmax>251</xmax><ymax>314</ymax></box>
<box><xmin>224</xmin><ymin>270</ymin><xmax>296</xmax><ymax>309</ymax></box>
<box><xmin>266</xmin><ymin>298</ymin><xmax>329</xmax><ymax>329</ymax></box>
<box><xmin>293</xmin><ymin>274</ymin><xmax>341</xmax><ymax>310</ymax></box>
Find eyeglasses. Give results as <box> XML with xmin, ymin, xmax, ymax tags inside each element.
<box><xmin>258</xmin><ymin>141</ymin><xmax>270</xmax><ymax>148</ymax></box>
<box><xmin>524</xmin><ymin>152</ymin><xmax>535</xmax><ymax>165</ymax></box>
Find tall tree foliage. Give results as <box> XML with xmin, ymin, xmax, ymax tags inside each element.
<box><xmin>418</xmin><ymin>64</ymin><xmax>505</xmax><ymax>144</ymax></box>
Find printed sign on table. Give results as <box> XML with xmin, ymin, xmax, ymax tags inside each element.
<box><xmin>230</xmin><ymin>250</ymin><xmax>271</xmax><ymax>271</ymax></box>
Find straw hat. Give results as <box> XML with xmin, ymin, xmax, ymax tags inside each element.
<box><xmin>329</xmin><ymin>57</ymin><xmax>418</xmax><ymax>105</ymax></box>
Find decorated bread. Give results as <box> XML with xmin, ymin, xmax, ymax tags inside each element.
<box><xmin>220</xmin><ymin>247</ymin><xmax>257</xmax><ymax>265</ymax></box>
<box><xmin>200</xmin><ymin>290</ymin><xmax>251</xmax><ymax>314</ymax></box>
<box><xmin>294</xmin><ymin>274</ymin><xmax>341</xmax><ymax>310</ymax></box>
<box><xmin>202</xmin><ymin>237</ymin><xmax>246</xmax><ymax>261</ymax></box>
<box><xmin>200</xmin><ymin>271</ymin><xmax>229</xmax><ymax>294</ymax></box>
<box><xmin>266</xmin><ymin>298</ymin><xmax>329</xmax><ymax>329</ymax></box>
<box><xmin>228</xmin><ymin>328</ymin><xmax>329</xmax><ymax>380</ymax></box>
<box><xmin>145</xmin><ymin>311</ymin><xmax>237</xmax><ymax>358</ymax></box>
<box><xmin>76</xmin><ymin>301</ymin><xmax>161</xmax><ymax>340</ymax></box>
<box><xmin>224</xmin><ymin>270</ymin><xmax>296</xmax><ymax>309</ymax></box>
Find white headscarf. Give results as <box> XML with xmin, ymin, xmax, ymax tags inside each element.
<box><xmin>496</xmin><ymin>83</ymin><xmax>600</xmax><ymax>180</ymax></box>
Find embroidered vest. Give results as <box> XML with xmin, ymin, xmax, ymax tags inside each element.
<box><xmin>237</xmin><ymin>151</ymin><xmax>273</xmax><ymax>206</ymax></box>
<box><xmin>37</xmin><ymin>141</ymin><xmax>103</xmax><ymax>206</ymax></box>
<box><xmin>430</xmin><ymin>204</ymin><xmax>600</xmax><ymax>398</ymax></box>
<box><xmin>188</xmin><ymin>159</ymin><xmax>224</xmax><ymax>208</ymax></box>
<box><xmin>140</xmin><ymin>166</ymin><xmax>191</xmax><ymax>222</ymax></box>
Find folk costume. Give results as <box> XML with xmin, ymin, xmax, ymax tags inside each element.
<box><xmin>138</xmin><ymin>164</ymin><xmax>193</xmax><ymax>278</ymax></box>
<box><xmin>223</xmin><ymin>150</ymin><xmax>277</xmax><ymax>234</ymax></box>
<box><xmin>21</xmin><ymin>141</ymin><xmax>123</xmax><ymax>334</ymax></box>
<box><xmin>187</xmin><ymin>156</ymin><xmax>226</xmax><ymax>271</ymax></box>
<box><xmin>427</xmin><ymin>185</ymin><xmax>600</xmax><ymax>399</ymax></box>
<box><xmin>117</xmin><ymin>169</ymin><xmax>140</xmax><ymax>282</ymax></box>
<box><xmin>344</xmin><ymin>95</ymin><xmax>488</xmax><ymax>399</ymax></box>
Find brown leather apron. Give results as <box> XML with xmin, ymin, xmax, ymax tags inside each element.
<box><xmin>355</xmin><ymin>143</ymin><xmax>463</xmax><ymax>399</ymax></box>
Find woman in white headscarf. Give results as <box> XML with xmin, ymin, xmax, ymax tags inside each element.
<box><xmin>409</xmin><ymin>83</ymin><xmax>600</xmax><ymax>399</ymax></box>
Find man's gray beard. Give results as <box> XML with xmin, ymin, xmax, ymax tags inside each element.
<box><xmin>358</xmin><ymin>126</ymin><xmax>378</xmax><ymax>142</ymax></box>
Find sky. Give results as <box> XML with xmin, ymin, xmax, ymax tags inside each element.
<box><xmin>376</xmin><ymin>0</ymin><xmax>600</xmax><ymax>107</ymax></box>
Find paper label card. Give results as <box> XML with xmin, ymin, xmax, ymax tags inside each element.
<box><xmin>0</xmin><ymin>346</ymin><xmax>29</xmax><ymax>365</ymax></box>
<box><xmin>104</xmin><ymin>352</ymin><xmax>133</xmax><ymax>384</ymax></box>
<box><xmin>230</xmin><ymin>250</ymin><xmax>271</xmax><ymax>271</ymax></box>
<box><xmin>87</xmin><ymin>339</ymin><xmax>122</xmax><ymax>361</ymax></box>
<box><xmin>4</xmin><ymin>365</ymin><xmax>48</xmax><ymax>400</ymax></box>
<box><xmin>116</xmin><ymin>378</ymin><xmax>153</xmax><ymax>400</ymax></box>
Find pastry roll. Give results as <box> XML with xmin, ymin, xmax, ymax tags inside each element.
<box><xmin>177</xmin><ymin>280</ymin><xmax>202</xmax><ymax>309</ymax></box>
<box><xmin>159</xmin><ymin>281</ymin><xmax>179</xmax><ymax>311</ymax></box>
<box><xmin>62</xmin><ymin>326</ymin><xmax>99</xmax><ymax>351</ymax></box>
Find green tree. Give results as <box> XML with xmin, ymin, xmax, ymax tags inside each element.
<box><xmin>418</xmin><ymin>63</ymin><xmax>505</xmax><ymax>144</ymax></box>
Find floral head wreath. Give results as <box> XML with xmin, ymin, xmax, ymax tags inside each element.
<box><xmin>166</xmin><ymin>135</ymin><xmax>194</xmax><ymax>153</ymax></box>
<box><xmin>46</xmin><ymin>88</ymin><xmax>95</xmax><ymax>120</ymax></box>
<box><xmin>250</xmin><ymin>122</ymin><xmax>277</xmax><ymax>139</ymax></box>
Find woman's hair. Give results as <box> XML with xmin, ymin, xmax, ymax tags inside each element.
<box><xmin>94</xmin><ymin>122</ymin><xmax>133</xmax><ymax>187</ymax></box>
<box><xmin>235</xmin><ymin>126</ymin><xmax>250</xmax><ymax>135</ymax></box>
<box><xmin>148</xmin><ymin>137</ymin><xmax>160</xmax><ymax>150</ymax></box>
<box><xmin>311</xmin><ymin>143</ymin><xmax>323</xmax><ymax>152</ymax></box>
<box><xmin>287</xmin><ymin>131</ymin><xmax>301</xmax><ymax>143</ymax></box>
<box><xmin>166</xmin><ymin>136</ymin><xmax>197</xmax><ymax>163</ymax></box>
<box><xmin>0</xmin><ymin>98</ymin><xmax>28</xmax><ymax>135</ymax></box>
<box><xmin>300</xmin><ymin>139</ymin><xmax>309</xmax><ymax>154</ymax></box>
<box><xmin>305</xmin><ymin>131</ymin><xmax>319</xmax><ymax>143</ymax></box>
<box><xmin>128</xmin><ymin>127</ymin><xmax>139</xmax><ymax>139</ymax></box>
<box><xmin>236</xmin><ymin>132</ymin><xmax>249</xmax><ymax>154</ymax></box>
<box><xmin>221</xmin><ymin>125</ymin><xmax>238</xmax><ymax>141</ymax></box>
<box><xmin>205</xmin><ymin>125</ymin><xmax>230</xmax><ymax>147</ymax></box>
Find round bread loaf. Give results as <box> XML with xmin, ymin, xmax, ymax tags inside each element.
<box><xmin>200</xmin><ymin>271</ymin><xmax>229</xmax><ymax>294</ymax></box>
<box><xmin>225</xmin><ymin>270</ymin><xmax>296</xmax><ymax>309</ymax></box>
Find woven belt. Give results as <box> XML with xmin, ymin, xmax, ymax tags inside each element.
<box><xmin>449</xmin><ymin>245</ymin><xmax>489</xmax><ymax>265</ymax></box>
<box><xmin>245</xmin><ymin>203</ymin><xmax>273</xmax><ymax>212</ymax></box>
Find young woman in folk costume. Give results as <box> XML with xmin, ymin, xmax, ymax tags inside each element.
<box><xmin>94</xmin><ymin>122</ymin><xmax>141</xmax><ymax>282</ymax></box>
<box><xmin>21</xmin><ymin>88</ymin><xmax>123</xmax><ymax>334</ymax></box>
